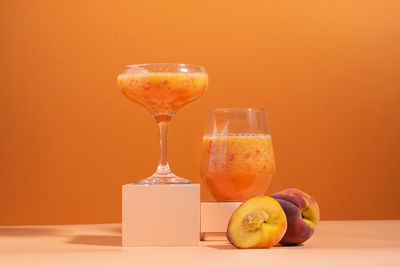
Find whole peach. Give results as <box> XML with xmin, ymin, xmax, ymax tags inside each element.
<box><xmin>271</xmin><ymin>188</ymin><xmax>319</xmax><ymax>245</ymax></box>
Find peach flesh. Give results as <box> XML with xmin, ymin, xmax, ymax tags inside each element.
<box><xmin>227</xmin><ymin>196</ymin><xmax>287</xmax><ymax>249</ymax></box>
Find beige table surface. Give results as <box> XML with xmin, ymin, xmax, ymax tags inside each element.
<box><xmin>1</xmin><ymin>221</ymin><xmax>399</xmax><ymax>266</ymax></box>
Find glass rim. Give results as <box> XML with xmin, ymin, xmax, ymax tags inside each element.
<box><xmin>123</xmin><ymin>63</ymin><xmax>205</xmax><ymax>69</ymax></box>
<box><xmin>208</xmin><ymin>107</ymin><xmax>267</xmax><ymax>113</ymax></box>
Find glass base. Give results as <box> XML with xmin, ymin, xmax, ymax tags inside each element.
<box><xmin>135</xmin><ymin>176</ymin><xmax>193</xmax><ymax>185</ymax></box>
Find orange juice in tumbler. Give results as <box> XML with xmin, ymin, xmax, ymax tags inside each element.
<box><xmin>201</xmin><ymin>134</ymin><xmax>275</xmax><ymax>201</ymax></box>
<box><xmin>118</xmin><ymin>72</ymin><xmax>208</xmax><ymax>115</ymax></box>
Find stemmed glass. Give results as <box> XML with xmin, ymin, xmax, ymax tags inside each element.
<box><xmin>118</xmin><ymin>64</ymin><xmax>208</xmax><ymax>185</ymax></box>
<box><xmin>200</xmin><ymin>108</ymin><xmax>275</xmax><ymax>200</ymax></box>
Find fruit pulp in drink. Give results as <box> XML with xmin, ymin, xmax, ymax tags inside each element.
<box><xmin>200</xmin><ymin>134</ymin><xmax>275</xmax><ymax>201</ymax></box>
<box><xmin>118</xmin><ymin>72</ymin><xmax>208</xmax><ymax>116</ymax></box>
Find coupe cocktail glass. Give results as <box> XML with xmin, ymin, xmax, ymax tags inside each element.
<box><xmin>118</xmin><ymin>64</ymin><xmax>208</xmax><ymax>184</ymax></box>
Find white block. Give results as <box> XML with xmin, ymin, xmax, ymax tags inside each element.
<box><xmin>200</xmin><ymin>201</ymin><xmax>242</xmax><ymax>239</ymax></box>
<box><xmin>122</xmin><ymin>183</ymin><xmax>200</xmax><ymax>247</ymax></box>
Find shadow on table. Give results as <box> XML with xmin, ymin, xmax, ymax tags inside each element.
<box><xmin>206</xmin><ymin>240</ymin><xmax>400</xmax><ymax>250</ymax></box>
<box><xmin>203</xmin><ymin>243</ymin><xmax>235</xmax><ymax>250</ymax></box>
<box><xmin>0</xmin><ymin>227</ymin><xmax>61</xmax><ymax>237</ymax></box>
<box><xmin>203</xmin><ymin>243</ymin><xmax>304</xmax><ymax>250</ymax></box>
<box><xmin>108</xmin><ymin>225</ymin><xmax>122</xmax><ymax>234</ymax></box>
<box><xmin>68</xmin><ymin>235</ymin><xmax>122</xmax><ymax>247</ymax></box>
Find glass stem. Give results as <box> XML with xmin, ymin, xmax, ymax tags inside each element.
<box><xmin>155</xmin><ymin>120</ymin><xmax>173</xmax><ymax>177</ymax></box>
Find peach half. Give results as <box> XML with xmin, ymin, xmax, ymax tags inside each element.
<box><xmin>271</xmin><ymin>188</ymin><xmax>320</xmax><ymax>245</ymax></box>
<box><xmin>227</xmin><ymin>196</ymin><xmax>287</xmax><ymax>249</ymax></box>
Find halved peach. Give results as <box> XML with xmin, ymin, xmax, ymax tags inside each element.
<box><xmin>227</xmin><ymin>196</ymin><xmax>287</xmax><ymax>248</ymax></box>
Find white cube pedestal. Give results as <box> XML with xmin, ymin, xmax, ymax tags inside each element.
<box><xmin>200</xmin><ymin>201</ymin><xmax>242</xmax><ymax>241</ymax></box>
<box><xmin>122</xmin><ymin>183</ymin><xmax>200</xmax><ymax>247</ymax></box>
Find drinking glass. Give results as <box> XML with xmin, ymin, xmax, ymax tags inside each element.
<box><xmin>200</xmin><ymin>108</ymin><xmax>275</xmax><ymax>201</ymax></box>
<box><xmin>118</xmin><ymin>64</ymin><xmax>208</xmax><ymax>184</ymax></box>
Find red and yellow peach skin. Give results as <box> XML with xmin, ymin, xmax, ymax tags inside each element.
<box><xmin>271</xmin><ymin>188</ymin><xmax>320</xmax><ymax>245</ymax></box>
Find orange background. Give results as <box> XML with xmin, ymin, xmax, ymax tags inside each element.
<box><xmin>1</xmin><ymin>0</ymin><xmax>399</xmax><ymax>225</ymax></box>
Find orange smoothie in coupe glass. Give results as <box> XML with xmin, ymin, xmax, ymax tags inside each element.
<box><xmin>118</xmin><ymin>72</ymin><xmax>208</xmax><ymax>116</ymax></box>
<box><xmin>201</xmin><ymin>134</ymin><xmax>275</xmax><ymax>201</ymax></box>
